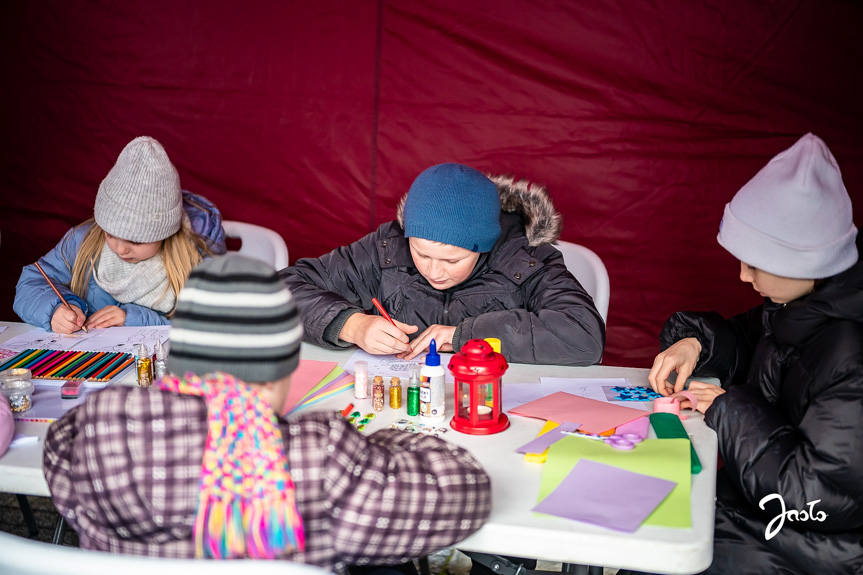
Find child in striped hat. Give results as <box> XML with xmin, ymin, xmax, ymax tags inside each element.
<box><xmin>161</xmin><ymin>253</ymin><xmax>305</xmax><ymax>559</ymax></box>
<box><xmin>43</xmin><ymin>254</ymin><xmax>491</xmax><ymax>572</ymax></box>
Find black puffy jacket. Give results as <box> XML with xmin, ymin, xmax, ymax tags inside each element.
<box><xmin>659</xmin><ymin>244</ymin><xmax>863</xmax><ymax>574</ymax></box>
<box><xmin>279</xmin><ymin>175</ymin><xmax>605</xmax><ymax>366</ymax></box>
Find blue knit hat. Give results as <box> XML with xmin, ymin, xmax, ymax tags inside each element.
<box><xmin>403</xmin><ymin>163</ymin><xmax>501</xmax><ymax>252</ymax></box>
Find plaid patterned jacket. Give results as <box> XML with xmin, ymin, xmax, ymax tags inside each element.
<box><xmin>43</xmin><ymin>385</ymin><xmax>491</xmax><ymax>572</ymax></box>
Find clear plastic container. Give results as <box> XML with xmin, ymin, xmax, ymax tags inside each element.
<box><xmin>0</xmin><ymin>367</ymin><xmax>34</xmax><ymax>413</ymax></box>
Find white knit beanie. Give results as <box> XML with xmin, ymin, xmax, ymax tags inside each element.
<box><xmin>717</xmin><ymin>133</ymin><xmax>858</xmax><ymax>279</ymax></box>
<box><xmin>94</xmin><ymin>136</ymin><xmax>183</xmax><ymax>243</ymax></box>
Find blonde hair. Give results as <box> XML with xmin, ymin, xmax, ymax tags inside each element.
<box><xmin>65</xmin><ymin>216</ymin><xmax>213</xmax><ymax>318</ymax></box>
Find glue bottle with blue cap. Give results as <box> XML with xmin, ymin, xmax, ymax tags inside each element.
<box><xmin>420</xmin><ymin>339</ymin><xmax>446</xmax><ymax>423</ymax></box>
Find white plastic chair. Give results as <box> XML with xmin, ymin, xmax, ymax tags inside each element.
<box><xmin>0</xmin><ymin>530</ymin><xmax>334</xmax><ymax>575</ymax></box>
<box><xmin>222</xmin><ymin>220</ymin><xmax>289</xmax><ymax>270</ymax></box>
<box><xmin>555</xmin><ymin>241</ymin><xmax>610</xmax><ymax>323</ymax></box>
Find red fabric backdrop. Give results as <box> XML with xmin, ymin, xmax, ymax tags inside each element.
<box><xmin>2</xmin><ymin>1</ymin><xmax>861</xmax><ymax>367</ymax></box>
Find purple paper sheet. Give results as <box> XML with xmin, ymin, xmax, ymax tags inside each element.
<box><xmin>615</xmin><ymin>415</ymin><xmax>650</xmax><ymax>439</ymax></box>
<box><xmin>532</xmin><ymin>459</ymin><xmax>676</xmax><ymax>532</ymax></box>
<box><xmin>516</xmin><ymin>421</ymin><xmax>581</xmax><ymax>454</ymax></box>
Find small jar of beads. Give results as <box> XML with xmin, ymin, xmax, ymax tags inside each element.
<box><xmin>372</xmin><ymin>375</ymin><xmax>385</xmax><ymax>412</ymax></box>
<box><xmin>0</xmin><ymin>367</ymin><xmax>34</xmax><ymax>413</ymax></box>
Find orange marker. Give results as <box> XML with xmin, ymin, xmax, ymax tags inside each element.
<box><xmin>341</xmin><ymin>403</ymin><xmax>354</xmax><ymax>417</ymax></box>
<box><xmin>371</xmin><ymin>297</ymin><xmax>396</xmax><ymax>326</ymax></box>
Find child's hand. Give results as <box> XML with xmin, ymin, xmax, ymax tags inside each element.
<box><xmin>648</xmin><ymin>337</ymin><xmax>702</xmax><ymax>396</ymax></box>
<box><xmin>398</xmin><ymin>325</ymin><xmax>456</xmax><ymax>360</ymax></box>
<box><xmin>673</xmin><ymin>381</ymin><xmax>725</xmax><ymax>414</ymax></box>
<box><xmin>51</xmin><ymin>305</ymin><xmax>86</xmax><ymax>334</ymax></box>
<box><xmin>85</xmin><ymin>306</ymin><xmax>127</xmax><ymax>329</ymax></box>
<box><xmin>340</xmin><ymin>313</ymin><xmax>417</xmax><ymax>355</ymax></box>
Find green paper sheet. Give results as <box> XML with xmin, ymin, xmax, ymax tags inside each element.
<box><xmin>539</xmin><ymin>436</ymin><xmax>692</xmax><ymax>528</ymax></box>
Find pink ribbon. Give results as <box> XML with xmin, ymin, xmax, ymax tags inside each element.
<box><xmin>653</xmin><ymin>390</ymin><xmax>698</xmax><ymax>420</ymax></box>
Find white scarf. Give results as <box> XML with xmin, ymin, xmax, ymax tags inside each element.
<box><xmin>93</xmin><ymin>243</ymin><xmax>176</xmax><ymax>313</ymax></box>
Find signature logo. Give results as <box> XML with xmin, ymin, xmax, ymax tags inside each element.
<box><xmin>758</xmin><ymin>493</ymin><xmax>828</xmax><ymax>540</ymax></box>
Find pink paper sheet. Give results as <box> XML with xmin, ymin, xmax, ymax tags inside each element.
<box><xmin>615</xmin><ymin>414</ymin><xmax>651</xmax><ymax>439</ymax></box>
<box><xmin>279</xmin><ymin>360</ymin><xmax>338</xmax><ymax>414</ymax></box>
<box><xmin>508</xmin><ymin>391</ymin><xmax>646</xmax><ymax>434</ymax></box>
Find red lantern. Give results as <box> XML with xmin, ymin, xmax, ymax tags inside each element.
<box><xmin>448</xmin><ymin>339</ymin><xmax>509</xmax><ymax>435</ymax></box>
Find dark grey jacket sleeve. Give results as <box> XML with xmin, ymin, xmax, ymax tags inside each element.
<box><xmin>456</xmin><ymin>246</ymin><xmax>605</xmax><ymax>366</ymax></box>
<box><xmin>659</xmin><ymin>306</ymin><xmax>764</xmax><ymax>388</ymax></box>
<box><xmin>279</xmin><ymin>231</ymin><xmax>383</xmax><ymax>348</ymax></box>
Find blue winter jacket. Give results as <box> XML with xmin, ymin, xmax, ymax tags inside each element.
<box><xmin>14</xmin><ymin>192</ymin><xmax>226</xmax><ymax>330</ymax></box>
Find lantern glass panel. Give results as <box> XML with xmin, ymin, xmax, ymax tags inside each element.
<box><xmin>457</xmin><ymin>380</ymin><xmax>471</xmax><ymax>419</ymax></box>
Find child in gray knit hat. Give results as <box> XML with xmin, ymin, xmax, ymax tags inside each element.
<box><xmin>627</xmin><ymin>134</ymin><xmax>863</xmax><ymax>575</ymax></box>
<box><xmin>14</xmin><ymin>136</ymin><xmax>227</xmax><ymax>333</ymax></box>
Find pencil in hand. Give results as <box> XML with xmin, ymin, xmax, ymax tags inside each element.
<box><xmin>33</xmin><ymin>261</ymin><xmax>89</xmax><ymax>333</ymax></box>
<box><xmin>371</xmin><ymin>297</ymin><xmax>396</xmax><ymax>326</ymax></box>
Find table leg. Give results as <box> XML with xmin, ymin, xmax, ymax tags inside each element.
<box><xmin>51</xmin><ymin>516</ymin><xmax>66</xmax><ymax>545</ymax></box>
<box><xmin>15</xmin><ymin>494</ymin><xmax>39</xmax><ymax>538</ymax></box>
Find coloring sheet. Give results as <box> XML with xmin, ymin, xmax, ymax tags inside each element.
<box><xmin>343</xmin><ymin>349</ymin><xmax>455</xmax><ymax>382</ymax></box>
<box><xmin>2</xmin><ymin>325</ymin><xmax>170</xmax><ymax>354</ymax></box>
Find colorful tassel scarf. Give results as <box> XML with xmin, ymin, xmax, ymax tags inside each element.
<box><xmin>159</xmin><ymin>372</ymin><xmax>305</xmax><ymax>559</ymax></box>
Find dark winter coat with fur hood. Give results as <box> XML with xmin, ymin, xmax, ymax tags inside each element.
<box><xmin>279</xmin><ymin>175</ymin><xmax>605</xmax><ymax>365</ymax></box>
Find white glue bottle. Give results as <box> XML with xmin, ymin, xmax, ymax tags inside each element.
<box><xmin>420</xmin><ymin>338</ymin><xmax>446</xmax><ymax>424</ymax></box>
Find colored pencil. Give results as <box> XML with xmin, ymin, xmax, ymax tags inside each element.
<box><xmin>98</xmin><ymin>355</ymin><xmax>135</xmax><ymax>380</ymax></box>
<box><xmin>371</xmin><ymin>297</ymin><xmax>396</xmax><ymax>326</ymax></box>
<box><xmin>0</xmin><ymin>348</ymin><xmax>134</xmax><ymax>382</ymax></box>
<box><xmin>32</xmin><ymin>350</ymin><xmax>78</xmax><ymax>377</ymax></box>
<box><xmin>33</xmin><ymin>261</ymin><xmax>88</xmax><ymax>333</ymax></box>
<box><xmin>76</xmin><ymin>352</ymin><xmax>119</xmax><ymax>380</ymax></box>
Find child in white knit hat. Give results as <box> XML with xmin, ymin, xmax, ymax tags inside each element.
<box><xmin>14</xmin><ymin>136</ymin><xmax>226</xmax><ymax>333</ymax></box>
<box><xmin>634</xmin><ymin>134</ymin><xmax>863</xmax><ymax>575</ymax></box>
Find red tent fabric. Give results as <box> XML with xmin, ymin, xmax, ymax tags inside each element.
<box><xmin>2</xmin><ymin>1</ymin><xmax>861</xmax><ymax>367</ymax></box>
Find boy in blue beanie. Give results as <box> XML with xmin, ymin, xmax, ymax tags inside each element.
<box><xmin>280</xmin><ymin>163</ymin><xmax>605</xmax><ymax>365</ymax></box>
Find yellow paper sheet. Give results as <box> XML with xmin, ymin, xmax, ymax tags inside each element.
<box><xmin>539</xmin><ymin>436</ymin><xmax>691</xmax><ymax>528</ymax></box>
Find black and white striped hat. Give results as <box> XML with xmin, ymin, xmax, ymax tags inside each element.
<box><xmin>167</xmin><ymin>254</ymin><xmax>302</xmax><ymax>382</ymax></box>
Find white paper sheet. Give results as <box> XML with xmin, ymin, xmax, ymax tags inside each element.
<box><xmin>501</xmin><ymin>382</ymin><xmax>545</xmax><ymax>414</ymax></box>
<box><xmin>343</xmin><ymin>349</ymin><xmax>455</xmax><ymax>382</ymax></box>
<box><xmin>11</xmin><ymin>382</ymin><xmax>96</xmax><ymax>422</ymax></box>
<box><xmin>1</xmin><ymin>325</ymin><xmax>170</xmax><ymax>354</ymax></box>
<box><xmin>9</xmin><ymin>433</ymin><xmax>40</xmax><ymax>448</ymax></box>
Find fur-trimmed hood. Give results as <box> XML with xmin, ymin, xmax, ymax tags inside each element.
<box><xmin>396</xmin><ymin>173</ymin><xmax>562</xmax><ymax>247</ymax></box>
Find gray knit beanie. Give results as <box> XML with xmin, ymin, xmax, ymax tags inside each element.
<box><xmin>403</xmin><ymin>163</ymin><xmax>501</xmax><ymax>252</ymax></box>
<box><xmin>717</xmin><ymin>133</ymin><xmax>858</xmax><ymax>279</ymax></box>
<box><xmin>167</xmin><ymin>254</ymin><xmax>302</xmax><ymax>383</ymax></box>
<box><xmin>94</xmin><ymin>136</ymin><xmax>183</xmax><ymax>243</ymax></box>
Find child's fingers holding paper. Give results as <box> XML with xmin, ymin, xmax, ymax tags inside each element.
<box><xmin>85</xmin><ymin>305</ymin><xmax>127</xmax><ymax>329</ymax></box>
<box><xmin>677</xmin><ymin>381</ymin><xmax>725</xmax><ymax>414</ymax></box>
<box><xmin>399</xmin><ymin>325</ymin><xmax>456</xmax><ymax>360</ymax></box>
